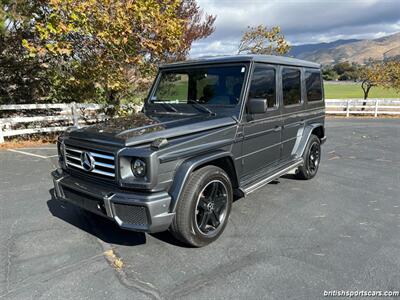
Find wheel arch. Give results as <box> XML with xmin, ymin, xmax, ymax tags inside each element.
<box><xmin>168</xmin><ymin>151</ymin><xmax>238</xmax><ymax>212</ymax></box>
<box><xmin>294</xmin><ymin>123</ymin><xmax>325</xmax><ymax>158</ymax></box>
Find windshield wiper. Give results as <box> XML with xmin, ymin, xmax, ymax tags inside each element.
<box><xmin>187</xmin><ymin>100</ymin><xmax>216</xmax><ymax>116</ymax></box>
<box><xmin>155</xmin><ymin>100</ymin><xmax>178</xmax><ymax>112</ymax></box>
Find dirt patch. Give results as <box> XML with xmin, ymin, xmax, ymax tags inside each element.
<box><xmin>0</xmin><ymin>140</ymin><xmax>54</xmax><ymax>150</ymax></box>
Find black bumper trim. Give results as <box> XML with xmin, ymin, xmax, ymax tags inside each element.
<box><xmin>52</xmin><ymin>169</ymin><xmax>174</xmax><ymax>233</ymax></box>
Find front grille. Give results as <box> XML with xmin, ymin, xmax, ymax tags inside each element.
<box><xmin>64</xmin><ymin>145</ymin><xmax>115</xmax><ymax>179</ymax></box>
<box><xmin>113</xmin><ymin>203</ymin><xmax>148</xmax><ymax>226</ymax></box>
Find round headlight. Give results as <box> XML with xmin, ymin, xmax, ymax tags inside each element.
<box><xmin>131</xmin><ymin>159</ymin><xmax>146</xmax><ymax>177</ymax></box>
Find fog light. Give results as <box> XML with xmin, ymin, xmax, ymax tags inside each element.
<box><xmin>131</xmin><ymin>159</ymin><xmax>146</xmax><ymax>177</ymax></box>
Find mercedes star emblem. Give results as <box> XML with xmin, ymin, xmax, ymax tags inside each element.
<box><xmin>81</xmin><ymin>151</ymin><xmax>95</xmax><ymax>171</ymax></box>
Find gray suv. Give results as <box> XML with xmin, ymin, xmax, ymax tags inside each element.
<box><xmin>52</xmin><ymin>55</ymin><xmax>326</xmax><ymax>247</ymax></box>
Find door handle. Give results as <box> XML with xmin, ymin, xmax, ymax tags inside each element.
<box><xmin>273</xmin><ymin>126</ymin><xmax>282</xmax><ymax>132</ymax></box>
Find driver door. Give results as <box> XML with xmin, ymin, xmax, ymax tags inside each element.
<box><xmin>241</xmin><ymin>63</ymin><xmax>282</xmax><ymax>177</ymax></box>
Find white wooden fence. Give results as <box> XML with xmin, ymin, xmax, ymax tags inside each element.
<box><xmin>325</xmin><ymin>98</ymin><xmax>400</xmax><ymax>117</ymax></box>
<box><xmin>1</xmin><ymin>99</ymin><xmax>400</xmax><ymax>143</ymax></box>
<box><xmin>0</xmin><ymin>102</ymin><xmax>109</xmax><ymax>143</ymax></box>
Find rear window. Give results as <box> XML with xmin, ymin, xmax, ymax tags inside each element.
<box><xmin>282</xmin><ymin>68</ymin><xmax>301</xmax><ymax>106</ymax></box>
<box><xmin>305</xmin><ymin>70</ymin><xmax>323</xmax><ymax>102</ymax></box>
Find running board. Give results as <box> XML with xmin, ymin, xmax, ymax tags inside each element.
<box><xmin>240</xmin><ymin>159</ymin><xmax>303</xmax><ymax>196</ymax></box>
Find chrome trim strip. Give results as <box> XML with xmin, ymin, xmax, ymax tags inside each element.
<box><xmin>66</xmin><ymin>161</ymin><xmax>84</xmax><ymax>170</ymax></box>
<box><xmin>65</xmin><ymin>154</ymin><xmax>80</xmax><ymax>161</ymax></box>
<box><xmin>66</xmin><ymin>161</ymin><xmax>114</xmax><ymax>177</ymax></box>
<box><xmin>90</xmin><ymin>168</ymin><xmax>114</xmax><ymax>177</ymax></box>
<box><xmin>65</xmin><ymin>147</ymin><xmax>114</xmax><ymax>161</ymax></box>
<box><xmin>242</xmin><ymin>159</ymin><xmax>303</xmax><ymax>195</ymax></box>
<box><xmin>65</xmin><ymin>147</ymin><xmax>82</xmax><ymax>153</ymax></box>
<box><xmin>94</xmin><ymin>161</ymin><xmax>115</xmax><ymax>169</ymax></box>
<box><xmin>89</xmin><ymin>152</ymin><xmax>114</xmax><ymax>161</ymax></box>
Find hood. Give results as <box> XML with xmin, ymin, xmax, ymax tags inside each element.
<box><xmin>67</xmin><ymin>112</ymin><xmax>237</xmax><ymax>147</ymax></box>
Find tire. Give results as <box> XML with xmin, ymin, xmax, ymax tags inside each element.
<box><xmin>296</xmin><ymin>134</ymin><xmax>321</xmax><ymax>180</ymax></box>
<box><xmin>170</xmin><ymin>165</ymin><xmax>233</xmax><ymax>247</ymax></box>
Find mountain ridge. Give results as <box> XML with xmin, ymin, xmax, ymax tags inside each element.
<box><xmin>289</xmin><ymin>32</ymin><xmax>400</xmax><ymax>65</ymax></box>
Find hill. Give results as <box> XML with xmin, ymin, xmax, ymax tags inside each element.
<box><xmin>289</xmin><ymin>32</ymin><xmax>400</xmax><ymax>65</ymax></box>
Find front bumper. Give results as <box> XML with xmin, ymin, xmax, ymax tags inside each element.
<box><xmin>51</xmin><ymin>169</ymin><xmax>175</xmax><ymax>233</ymax></box>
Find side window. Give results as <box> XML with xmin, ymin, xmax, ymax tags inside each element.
<box><xmin>305</xmin><ymin>70</ymin><xmax>322</xmax><ymax>102</ymax></box>
<box><xmin>248</xmin><ymin>64</ymin><xmax>276</xmax><ymax>109</ymax></box>
<box><xmin>282</xmin><ymin>68</ymin><xmax>301</xmax><ymax>106</ymax></box>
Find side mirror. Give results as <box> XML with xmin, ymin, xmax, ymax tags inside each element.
<box><xmin>248</xmin><ymin>98</ymin><xmax>267</xmax><ymax>114</ymax></box>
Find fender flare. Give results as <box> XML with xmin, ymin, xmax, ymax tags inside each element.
<box><xmin>168</xmin><ymin>150</ymin><xmax>235</xmax><ymax>212</ymax></box>
<box><xmin>294</xmin><ymin>123</ymin><xmax>325</xmax><ymax>158</ymax></box>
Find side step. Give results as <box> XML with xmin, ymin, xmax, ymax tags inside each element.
<box><xmin>240</xmin><ymin>158</ymin><xmax>303</xmax><ymax>196</ymax></box>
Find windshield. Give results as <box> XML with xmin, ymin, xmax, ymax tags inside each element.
<box><xmin>148</xmin><ymin>64</ymin><xmax>247</xmax><ymax>111</ymax></box>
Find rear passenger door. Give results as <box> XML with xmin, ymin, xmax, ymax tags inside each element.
<box><xmin>280</xmin><ymin>67</ymin><xmax>305</xmax><ymax>162</ymax></box>
<box><xmin>241</xmin><ymin>63</ymin><xmax>282</xmax><ymax>176</ymax></box>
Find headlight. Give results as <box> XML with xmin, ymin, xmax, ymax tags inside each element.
<box><xmin>131</xmin><ymin>159</ymin><xmax>146</xmax><ymax>177</ymax></box>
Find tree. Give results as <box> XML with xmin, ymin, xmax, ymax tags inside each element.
<box><xmin>0</xmin><ymin>0</ymin><xmax>52</xmax><ymax>104</ymax></box>
<box><xmin>1</xmin><ymin>0</ymin><xmax>215</xmax><ymax>106</ymax></box>
<box><xmin>330</xmin><ymin>61</ymin><xmax>361</xmax><ymax>81</ymax></box>
<box><xmin>173</xmin><ymin>0</ymin><xmax>216</xmax><ymax>61</ymax></box>
<box><xmin>359</xmin><ymin>60</ymin><xmax>400</xmax><ymax>109</ymax></box>
<box><xmin>382</xmin><ymin>60</ymin><xmax>400</xmax><ymax>91</ymax></box>
<box><xmin>237</xmin><ymin>25</ymin><xmax>290</xmax><ymax>56</ymax></box>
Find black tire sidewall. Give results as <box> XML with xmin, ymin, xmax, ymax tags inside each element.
<box><xmin>190</xmin><ymin>170</ymin><xmax>232</xmax><ymax>241</ymax></box>
<box><xmin>303</xmin><ymin>135</ymin><xmax>321</xmax><ymax>179</ymax></box>
<box><xmin>177</xmin><ymin>166</ymin><xmax>233</xmax><ymax>247</ymax></box>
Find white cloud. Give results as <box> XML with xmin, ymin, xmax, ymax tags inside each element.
<box><xmin>190</xmin><ymin>0</ymin><xmax>400</xmax><ymax>57</ymax></box>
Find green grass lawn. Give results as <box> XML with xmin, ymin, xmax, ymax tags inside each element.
<box><xmin>324</xmin><ymin>82</ymin><xmax>400</xmax><ymax>99</ymax></box>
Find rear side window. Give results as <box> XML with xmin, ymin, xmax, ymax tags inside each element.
<box><xmin>248</xmin><ymin>64</ymin><xmax>276</xmax><ymax>108</ymax></box>
<box><xmin>282</xmin><ymin>68</ymin><xmax>301</xmax><ymax>106</ymax></box>
<box><xmin>305</xmin><ymin>70</ymin><xmax>323</xmax><ymax>102</ymax></box>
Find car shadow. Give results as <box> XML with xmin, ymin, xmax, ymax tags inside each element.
<box><xmin>47</xmin><ymin>189</ymin><xmax>146</xmax><ymax>246</ymax></box>
<box><xmin>47</xmin><ymin>189</ymin><xmax>191</xmax><ymax>248</ymax></box>
<box><xmin>280</xmin><ymin>174</ymin><xmax>299</xmax><ymax>180</ymax></box>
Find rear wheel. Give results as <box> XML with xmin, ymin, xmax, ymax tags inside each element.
<box><xmin>296</xmin><ymin>134</ymin><xmax>321</xmax><ymax>180</ymax></box>
<box><xmin>170</xmin><ymin>165</ymin><xmax>233</xmax><ymax>247</ymax></box>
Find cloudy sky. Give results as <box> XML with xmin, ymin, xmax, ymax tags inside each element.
<box><xmin>190</xmin><ymin>0</ymin><xmax>400</xmax><ymax>57</ymax></box>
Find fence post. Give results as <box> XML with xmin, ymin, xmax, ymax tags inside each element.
<box><xmin>374</xmin><ymin>99</ymin><xmax>379</xmax><ymax>117</ymax></box>
<box><xmin>71</xmin><ymin>102</ymin><xmax>79</xmax><ymax>127</ymax></box>
<box><xmin>346</xmin><ymin>100</ymin><xmax>350</xmax><ymax>117</ymax></box>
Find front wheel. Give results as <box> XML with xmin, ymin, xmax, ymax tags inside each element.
<box><xmin>170</xmin><ymin>165</ymin><xmax>233</xmax><ymax>247</ymax></box>
<box><xmin>296</xmin><ymin>134</ymin><xmax>321</xmax><ymax>180</ymax></box>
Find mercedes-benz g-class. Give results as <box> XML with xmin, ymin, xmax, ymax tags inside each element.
<box><xmin>52</xmin><ymin>55</ymin><xmax>326</xmax><ymax>247</ymax></box>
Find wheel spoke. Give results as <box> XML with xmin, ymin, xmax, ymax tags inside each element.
<box><xmin>198</xmin><ymin>197</ymin><xmax>209</xmax><ymax>210</ymax></box>
<box><xmin>209</xmin><ymin>182</ymin><xmax>218</xmax><ymax>199</ymax></box>
<box><xmin>210</xmin><ymin>211</ymin><xmax>220</xmax><ymax>227</ymax></box>
<box><xmin>214</xmin><ymin>197</ymin><xmax>226</xmax><ymax>212</ymax></box>
<box><xmin>199</xmin><ymin>211</ymin><xmax>211</xmax><ymax>231</ymax></box>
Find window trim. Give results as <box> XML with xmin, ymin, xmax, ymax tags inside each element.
<box><xmin>281</xmin><ymin>66</ymin><xmax>303</xmax><ymax>108</ymax></box>
<box><xmin>304</xmin><ymin>68</ymin><xmax>324</xmax><ymax>103</ymax></box>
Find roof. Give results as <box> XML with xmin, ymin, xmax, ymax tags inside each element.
<box><xmin>161</xmin><ymin>54</ymin><xmax>321</xmax><ymax>69</ymax></box>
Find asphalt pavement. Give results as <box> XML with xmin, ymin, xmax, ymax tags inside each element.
<box><xmin>1</xmin><ymin>118</ymin><xmax>399</xmax><ymax>300</ymax></box>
